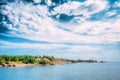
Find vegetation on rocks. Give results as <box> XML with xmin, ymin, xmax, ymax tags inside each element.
<box><xmin>0</xmin><ymin>55</ymin><xmax>55</xmax><ymax>65</ymax></box>
<box><xmin>0</xmin><ymin>55</ymin><xmax>98</xmax><ymax>67</ymax></box>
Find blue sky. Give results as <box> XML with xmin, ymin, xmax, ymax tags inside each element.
<box><xmin>0</xmin><ymin>0</ymin><xmax>120</xmax><ymax>61</ymax></box>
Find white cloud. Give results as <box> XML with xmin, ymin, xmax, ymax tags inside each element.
<box><xmin>106</xmin><ymin>10</ymin><xmax>117</xmax><ymax>16</ymax></box>
<box><xmin>54</xmin><ymin>0</ymin><xmax>108</xmax><ymax>22</ymax></box>
<box><xmin>0</xmin><ymin>40</ymin><xmax>106</xmax><ymax>56</ymax></box>
<box><xmin>33</xmin><ymin>0</ymin><xmax>41</xmax><ymax>3</ymax></box>
<box><xmin>1</xmin><ymin>0</ymin><xmax>120</xmax><ymax>45</ymax></box>
<box><xmin>114</xmin><ymin>1</ymin><xmax>120</xmax><ymax>7</ymax></box>
<box><xmin>0</xmin><ymin>40</ymin><xmax>68</xmax><ymax>50</ymax></box>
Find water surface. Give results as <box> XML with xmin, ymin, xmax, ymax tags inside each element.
<box><xmin>0</xmin><ymin>62</ymin><xmax>120</xmax><ymax>80</ymax></box>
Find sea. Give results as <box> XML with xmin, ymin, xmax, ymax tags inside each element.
<box><xmin>0</xmin><ymin>62</ymin><xmax>120</xmax><ymax>80</ymax></box>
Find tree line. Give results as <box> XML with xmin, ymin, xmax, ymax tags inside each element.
<box><xmin>0</xmin><ymin>55</ymin><xmax>55</xmax><ymax>65</ymax></box>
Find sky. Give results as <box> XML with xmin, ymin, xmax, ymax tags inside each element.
<box><xmin>0</xmin><ymin>0</ymin><xmax>120</xmax><ymax>61</ymax></box>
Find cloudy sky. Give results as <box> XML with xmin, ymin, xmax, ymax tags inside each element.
<box><xmin>0</xmin><ymin>0</ymin><xmax>120</xmax><ymax>61</ymax></box>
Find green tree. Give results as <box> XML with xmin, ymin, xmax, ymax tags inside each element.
<box><xmin>0</xmin><ymin>58</ymin><xmax>5</xmax><ymax>65</ymax></box>
<box><xmin>39</xmin><ymin>59</ymin><xmax>49</xmax><ymax>65</ymax></box>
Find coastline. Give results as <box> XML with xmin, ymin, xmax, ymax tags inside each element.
<box><xmin>0</xmin><ymin>61</ymin><xmax>105</xmax><ymax>68</ymax></box>
<box><xmin>0</xmin><ymin>61</ymin><xmax>100</xmax><ymax>68</ymax></box>
<box><xmin>0</xmin><ymin>55</ymin><xmax>103</xmax><ymax>68</ymax></box>
<box><xmin>0</xmin><ymin>59</ymin><xmax>72</xmax><ymax>68</ymax></box>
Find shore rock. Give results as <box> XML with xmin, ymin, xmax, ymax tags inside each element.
<box><xmin>2</xmin><ymin>64</ymin><xmax>7</xmax><ymax>67</ymax></box>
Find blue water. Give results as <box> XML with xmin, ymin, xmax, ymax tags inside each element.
<box><xmin>0</xmin><ymin>62</ymin><xmax>120</xmax><ymax>80</ymax></box>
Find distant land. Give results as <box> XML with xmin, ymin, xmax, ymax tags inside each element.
<box><xmin>0</xmin><ymin>55</ymin><xmax>105</xmax><ymax>67</ymax></box>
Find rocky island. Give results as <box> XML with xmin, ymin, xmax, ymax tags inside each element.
<box><xmin>0</xmin><ymin>55</ymin><xmax>98</xmax><ymax>67</ymax></box>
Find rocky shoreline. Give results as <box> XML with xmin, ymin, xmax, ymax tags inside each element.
<box><xmin>0</xmin><ymin>59</ymin><xmax>72</xmax><ymax>68</ymax></box>
<box><xmin>0</xmin><ymin>61</ymin><xmax>104</xmax><ymax>68</ymax></box>
<box><xmin>0</xmin><ymin>55</ymin><xmax>100</xmax><ymax>68</ymax></box>
<box><xmin>0</xmin><ymin>61</ymin><xmax>98</xmax><ymax>68</ymax></box>
<box><xmin>0</xmin><ymin>63</ymin><xmax>35</xmax><ymax>67</ymax></box>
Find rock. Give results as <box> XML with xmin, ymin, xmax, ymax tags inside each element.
<box><xmin>7</xmin><ymin>64</ymin><xmax>12</xmax><ymax>67</ymax></box>
<box><xmin>5</xmin><ymin>62</ymin><xmax>9</xmax><ymax>64</ymax></box>
<box><xmin>50</xmin><ymin>63</ymin><xmax>55</xmax><ymax>65</ymax></box>
<box><xmin>100</xmin><ymin>61</ymin><xmax>107</xmax><ymax>63</ymax></box>
<box><xmin>1</xmin><ymin>64</ymin><xmax>16</xmax><ymax>67</ymax></box>
<box><xmin>13</xmin><ymin>64</ymin><xmax>16</xmax><ymax>67</ymax></box>
<box><xmin>2</xmin><ymin>64</ymin><xmax>7</xmax><ymax>67</ymax></box>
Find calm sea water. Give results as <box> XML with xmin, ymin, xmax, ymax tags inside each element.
<box><xmin>0</xmin><ymin>62</ymin><xmax>120</xmax><ymax>80</ymax></box>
